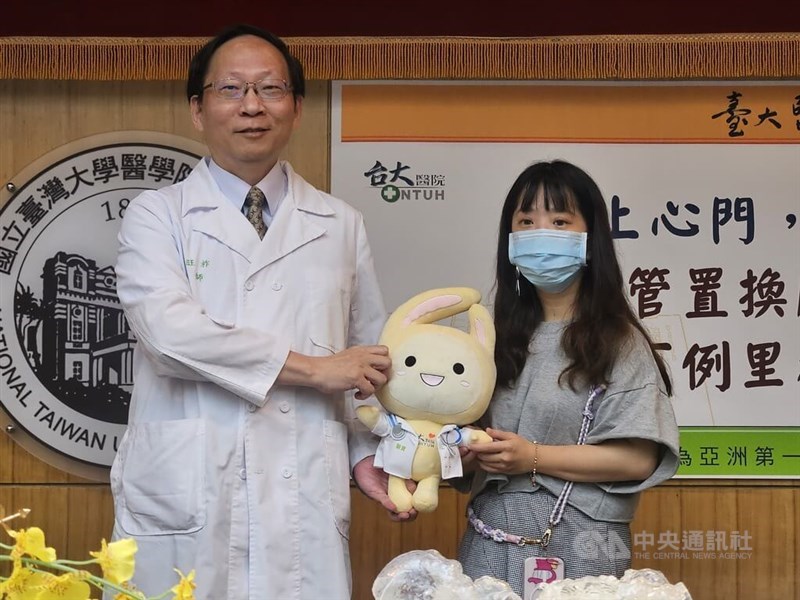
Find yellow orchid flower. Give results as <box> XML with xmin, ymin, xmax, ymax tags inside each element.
<box><xmin>32</xmin><ymin>572</ymin><xmax>91</xmax><ymax>600</ymax></box>
<box><xmin>6</xmin><ymin>527</ymin><xmax>57</xmax><ymax>562</ymax></box>
<box><xmin>170</xmin><ymin>569</ymin><xmax>196</xmax><ymax>600</ymax></box>
<box><xmin>89</xmin><ymin>538</ymin><xmax>137</xmax><ymax>585</ymax></box>
<box><xmin>0</xmin><ymin>561</ymin><xmax>49</xmax><ymax>600</ymax></box>
<box><xmin>2</xmin><ymin>510</ymin><xmax>199</xmax><ymax>600</ymax></box>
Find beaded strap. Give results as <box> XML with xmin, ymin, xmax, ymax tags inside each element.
<box><xmin>468</xmin><ymin>506</ymin><xmax>526</xmax><ymax>545</ymax></box>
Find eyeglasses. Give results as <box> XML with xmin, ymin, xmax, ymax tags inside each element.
<box><xmin>202</xmin><ymin>78</ymin><xmax>293</xmax><ymax>101</ymax></box>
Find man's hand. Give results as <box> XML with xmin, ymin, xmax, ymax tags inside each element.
<box><xmin>279</xmin><ymin>346</ymin><xmax>391</xmax><ymax>399</ymax></box>
<box><xmin>352</xmin><ymin>456</ymin><xmax>417</xmax><ymax>522</ymax></box>
<box><xmin>317</xmin><ymin>345</ymin><xmax>391</xmax><ymax>399</ymax></box>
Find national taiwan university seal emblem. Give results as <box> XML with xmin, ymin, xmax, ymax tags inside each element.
<box><xmin>0</xmin><ymin>132</ymin><xmax>205</xmax><ymax>479</ymax></box>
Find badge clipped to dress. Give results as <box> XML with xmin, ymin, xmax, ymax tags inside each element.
<box><xmin>524</xmin><ymin>556</ymin><xmax>565</xmax><ymax>598</ymax></box>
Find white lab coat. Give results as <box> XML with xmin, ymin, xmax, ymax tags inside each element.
<box><xmin>110</xmin><ymin>160</ymin><xmax>386</xmax><ymax>600</ymax></box>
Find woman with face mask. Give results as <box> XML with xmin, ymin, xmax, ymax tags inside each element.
<box><xmin>456</xmin><ymin>160</ymin><xmax>680</xmax><ymax>596</ymax></box>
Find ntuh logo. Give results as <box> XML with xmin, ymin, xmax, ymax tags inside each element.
<box><xmin>362</xmin><ymin>160</ymin><xmax>447</xmax><ymax>203</ymax></box>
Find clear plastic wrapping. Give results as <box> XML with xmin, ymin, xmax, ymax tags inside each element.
<box><xmin>372</xmin><ymin>551</ymin><xmax>693</xmax><ymax>600</ymax></box>
<box><xmin>530</xmin><ymin>567</ymin><xmax>692</xmax><ymax>600</ymax></box>
<box><xmin>372</xmin><ymin>549</ymin><xmax>521</xmax><ymax>600</ymax></box>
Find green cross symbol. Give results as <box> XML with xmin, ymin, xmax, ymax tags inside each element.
<box><xmin>381</xmin><ymin>185</ymin><xmax>400</xmax><ymax>203</ymax></box>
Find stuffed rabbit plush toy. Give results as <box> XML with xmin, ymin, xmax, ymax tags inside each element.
<box><xmin>356</xmin><ymin>287</ymin><xmax>496</xmax><ymax>512</ymax></box>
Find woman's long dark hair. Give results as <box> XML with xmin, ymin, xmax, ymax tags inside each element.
<box><xmin>494</xmin><ymin>160</ymin><xmax>672</xmax><ymax>395</ymax></box>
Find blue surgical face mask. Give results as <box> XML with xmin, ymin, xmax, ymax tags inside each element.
<box><xmin>508</xmin><ymin>229</ymin><xmax>588</xmax><ymax>293</ymax></box>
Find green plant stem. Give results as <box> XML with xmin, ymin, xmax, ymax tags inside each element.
<box><xmin>54</xmin><ymin>558</ymin><xmax>98</xmax><ymax>566</ymax></box>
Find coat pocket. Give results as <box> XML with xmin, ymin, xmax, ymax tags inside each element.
<box><xmin>304</xmin><ymin>275</ymin><xmax>351</xmax><ymax>355</ymax></box>
<box><xmin>113</xmin><ymin>418</ymin><xmax>206</xmax><ymax>536</ymax></box>
<box><xmin>323</xmin><ymin>419</ymin><xmax>351</xmax><ymax>539</ymax></box>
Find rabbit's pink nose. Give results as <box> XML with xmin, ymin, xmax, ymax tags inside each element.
<box><xmin>420</xmin><ymin>373</ymin><xmax>445</xmax><ymax>387</ymax></box>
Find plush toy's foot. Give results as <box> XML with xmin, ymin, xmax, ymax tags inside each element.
<box><xmin>412</xmin><ymin>476</ymin><xmax>441</xmax><ymax>513</ymax></box>
<box><xmin>413</xmin><ymin>494</ymin><xmax>439</xmax><ymax>513</ymax></box>
<box><xmin>388</xmin><ymin>475</ymin><xmax>414</xmax><ymax>513</ymax></box>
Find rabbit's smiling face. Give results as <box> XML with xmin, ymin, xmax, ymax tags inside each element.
<box><xmin>377</xmin><ymin>325</ymin><xmax>494</xmax><ymax>424</ymax></box>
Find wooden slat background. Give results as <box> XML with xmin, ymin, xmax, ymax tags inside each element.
<box><xmin>0</xmin><ymin>79</ymin><xmax>797</xmax><ymax>600</ymax></box>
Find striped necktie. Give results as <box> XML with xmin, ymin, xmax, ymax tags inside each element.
<box><xmin>244</xmin><ymin>186</ymin><xmax>267</xmax><ymax>239</ymax></box>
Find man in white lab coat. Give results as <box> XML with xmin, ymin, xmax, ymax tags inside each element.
<box><xmin>111</xmin><ymin>23</ymin><xmax>408</xmax><ymax>599</ymax></box>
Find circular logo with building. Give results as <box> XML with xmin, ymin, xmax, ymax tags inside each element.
<box><xmin>0</xmin><ymin>132</ymin><xmax>204</xmax><ymax>474</ymax></box>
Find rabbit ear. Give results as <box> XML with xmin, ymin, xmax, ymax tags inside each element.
<box><xmin>383</xmin><ymin>287</ymin><xmax>481</xmax><ymax>338</ymax></box>
<box><xmin>468</xmin><ymin>303</ymin><xmax>495</xmax><ymax>354</ymax></box>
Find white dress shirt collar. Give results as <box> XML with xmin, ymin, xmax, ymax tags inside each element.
<box><xmin>206</xmin><ymin>158</ymin><xmax>287</xmax><ymax>225</ymax></box>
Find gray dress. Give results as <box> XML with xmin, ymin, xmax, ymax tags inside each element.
<box><xmin>458</xmin><ymin>321</ymin><xmax>680</xmax><ymax>595</ymax></box>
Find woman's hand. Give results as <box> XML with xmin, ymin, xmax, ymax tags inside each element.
<box><xmin>458</xmin><ymin>446</ymin><xmax>480</xmax><ymax>473</ymax></box>
<box><xmin>468</xmin><ymin>427</ymin><xmax>537</xmax><ymax>475</ymax></box>
<box><xmin>458</xmin><ymin>426</ymin><xmax>486</xmax><ymax>474</ymax></box>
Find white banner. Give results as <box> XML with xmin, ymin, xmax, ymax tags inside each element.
<box><xmin>331</xmin><ymin>81</ymin><xmax>800</xmax><ymax>435</ymax></box>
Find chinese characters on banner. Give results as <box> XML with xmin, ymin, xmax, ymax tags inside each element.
<box><xmin>331</xmin><ymin>82</ymin><xmax>800</xmax><ymax>478</ymax></box>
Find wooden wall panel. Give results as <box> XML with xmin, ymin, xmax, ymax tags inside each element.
<box><xmin>625</xmin><ymin>483</ymin><xmax>798</xmax><ymax>599</ymax></box>
<box><xmin>678</xmin><ymin>487</ymin><xmax>739</xmax><ymax>598</ymax></box>
<box><xmin>1</xmin><ymin>80</ymin><xmax>797</xmax><ymax>600</ymax></box>
<box><xmin>0</xmin><ymin>434</ymin><xmax>80</xmax><ymax>484</ymax></box>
